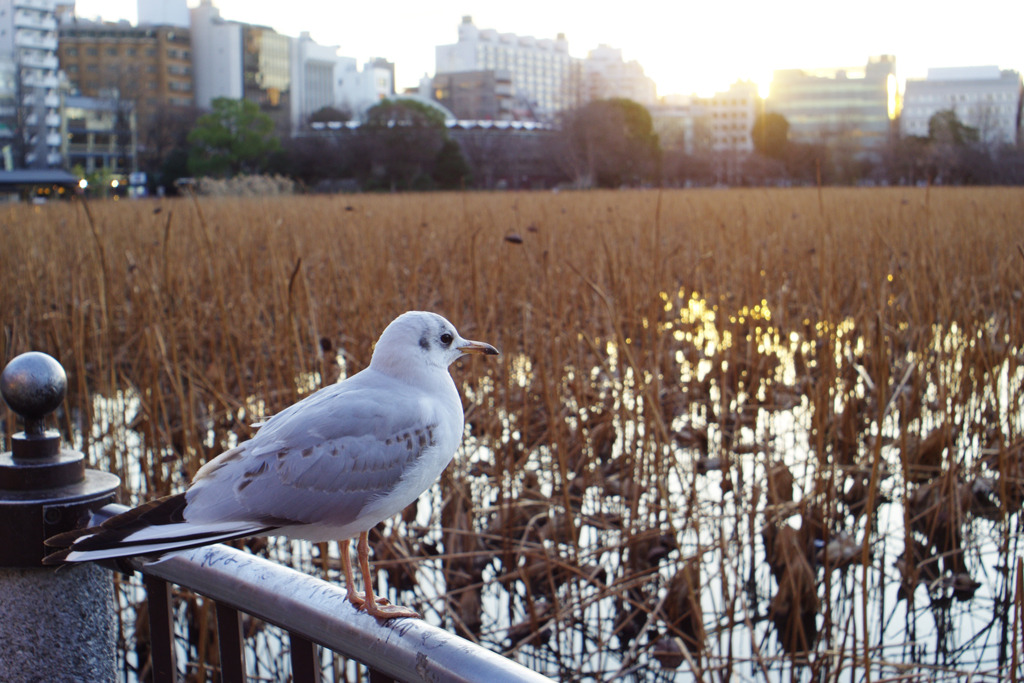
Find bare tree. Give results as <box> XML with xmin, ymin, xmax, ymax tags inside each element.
<box><xmin>451</xmin><ymin>127</ymin><xmax>565</xmax><ymax>189</ymax></box>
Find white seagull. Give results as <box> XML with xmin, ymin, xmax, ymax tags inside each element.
<box><xmin>46</xmin><ymin>311</ymin><xmax>499</xmax><ymax>619</ymax></box>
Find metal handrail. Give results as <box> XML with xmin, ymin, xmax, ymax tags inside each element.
<box><xmin>94</xmin><ymin>504</ymin><xmax>551</xmax><ymax>683</ymax></box>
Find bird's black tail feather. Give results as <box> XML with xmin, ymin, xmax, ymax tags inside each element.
<box><xmin>43</xmin><ymin>493</ymin><xmax>276</xmax><ymax>565</ymax></box>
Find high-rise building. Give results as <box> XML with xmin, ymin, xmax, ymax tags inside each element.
<box><xmin>767</xmin><ymin>55</ymin><xmax>897</xmax><ymax>157</ymax></box>
<box><xmin>901</xmin><ymin>66</ymin><xmax>1022</xmax><ymax>147</ymax></box>
<box><xmin>57</xmin><ymin>19</ymin><xmax>195</xmax><ymax>120</ymax></box>
<box><xmin>0</xmin><ymin>0</ymin><xmax>63</xmax><ymax>168</ymax></box>
<box><xmin>435</xmin><ymin>15</ymin><xmax>580</xmax><ymax>120</ymax></box>
<box><xmin>583</xmin><ymin>45</ymin><xmax>656</xmax><ymax>106</ymax></box>
<box><xmin>291</xmin><ymin>31</ymin><xmax>337</xmax><ymax>131</ymax></box>
<box><xmin>242</xmin><ymin>23</ymin><xmax>290</xmax><ymax>133</ymax></box>
<box><xmin>189</xmin><ymin>0</ymin><xmax>243</xmax><ymax>106</ymax></box>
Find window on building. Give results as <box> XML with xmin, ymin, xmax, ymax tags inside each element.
<box><xmin>106</xmin><ymin>47</ymin><xmax>117</xmax><ymax>56</ymax></box>
<box><xmin>86</xmin><ymin>47</ymin><xmax>98</xmax><ymax>56</ymax></box>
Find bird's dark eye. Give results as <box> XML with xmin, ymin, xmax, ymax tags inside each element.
<box><xmin>440</xmin><ymin>332</ymin><xmax>454</xmax><ymax>346</ymax></box>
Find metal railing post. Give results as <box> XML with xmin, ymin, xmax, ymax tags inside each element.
<box><xmin>289</xmin><ymin>633</ymin><xmax>322</xmax><ymax>683</ymax></box>
<box><xmin>216</xmin><ymin>601</ymin><xmax>246</xmax><ymax>682</ymax></box>
<box><xmin>0</xmin><ymin>352</ymin><xmax>121</xmax><ymax>682</ymax></box>
<box><xmin>143</xmin><ymin>573</ymin><xmax>178</xmax><ymax>682</ymax></box>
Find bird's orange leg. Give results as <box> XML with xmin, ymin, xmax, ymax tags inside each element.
<box><xmin>357</xmin><ymin>530</ymin><xmax>419</xmax><ymax>619</ymax></box>
<box><xmin>341</xmin><ymin>534</ymin><xmax>393</xmax><ymax>610</ymax></box>
<box><xmin>340</xmin><ymin>538</ymin><xmax>366</xmax><ymax>608</ymax></box>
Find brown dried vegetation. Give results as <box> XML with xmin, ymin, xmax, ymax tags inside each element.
<box><xmin>2</xmin><ymin>188</ymin><xmax>1024</xmax><ymax>681</ymax></box>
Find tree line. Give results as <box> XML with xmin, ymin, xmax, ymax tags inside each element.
<box><xmin>130</xmin><ymin>96</ymin><xmax>1024</xmax><ymax>194</ymax></box>
<box><xmin>748</xmin><ymin>110</ymin><xmax>1024</xmax><ymax>186</ymax></box>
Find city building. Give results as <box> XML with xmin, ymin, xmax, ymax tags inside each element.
<box><xmin>290</xmin><ymin>37</ymin><xmax>394</xmax><ymax>130</ymax></box>
<box><xmin>435</xmin><ymin>15</ymin><xmax>581</xmax><ymax>120</ymax></box>
<box><xmin>431</xmin><ymin>69</ymin><xmax>513</xmax><ymax>121</ymax></box>
<box><xmin>583</xmin><ymin>44</ymin><xmax>656</xmax><ymax>106</ymax></box>
<box><xmin>62</xmin><ymin>93</ymin><xmax>136</xmax><ymax>174</ymax></box>
<box><xmin>901</xmin><ymin>66</ymin><xmax>1022</xmax><ymax>147</ymax></box>
<box><xmin>649</xmin><ymin>94</ymin><xmax>706</xmax><ymax>155</ymax></box>
<box><xmin>190</xmin><ymin>0</ymin><xmax>292</xmax><ymax>125</ymax></box>
<box><xmin>57</xmin><ymin>18</ymin><xmax>195</xmax><ymax>120</ymax></box>
<box><xmin>341</xmin><ymin>58</ymin><xmax>394</xmax><ymax>118</ymax></box>
<box><xmin>0</xmin><ymin>0</ymin><xmax>63</xmax><ymax>168</ymax></box>
<box><xmin>137</xmin><ymin>0</ymin><xmax>189</xmax><ymax>29</ymax></box>
<box><xmin>0</xmin><ymin>56</ymin><xmax>16</xmax><ymax>169</ymax></box>
<box><xmin>242</xmin><ymin>23</ymin><xmax>291</xmax><ymax>133</ymax></box>
<box><xmin>366</xmin><ymin>58</ymin><xmax>395</xmax><ymax>99</ymax></box>
<box><xmin>189</xmin><ymin>0</ymin><xmax>243</xmax><ymax>106</ymax></box>
<box><xmin>703</xmin><ymin>80</ymin><xmax>759</xmax><ymax>154</ymax></box>
<box><xmin>767</xmin><ymin>55</ymin><xmax>897</xmax><ymax>157</ymax></box>
<box><xmin>193</xmin><ymin>2</ymin><xmax>390</xmax><ymax>133</ymax></box>
<box><xmin>291</xmin><ymin>31</ymin><xmax>337</xmax><ymax>130</ymax></box>
<box><xmin>53</xmin><ymin>0</ymin><xmax>72</xmax><ymax>22</ymax></box>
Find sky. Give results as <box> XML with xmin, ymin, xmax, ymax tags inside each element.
<box><xmin>74</xmin><ymin>0</ymin><xmax>1024</xmax><ymax>98</ymax></box>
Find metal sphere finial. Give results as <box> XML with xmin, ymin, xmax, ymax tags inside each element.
<box><xmin>1</xmin><ymin>352</ymin><xmax>67</xmax><ymax>435</ymax></box>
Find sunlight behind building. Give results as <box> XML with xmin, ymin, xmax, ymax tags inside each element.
<box><xmin>887</xmin><ymin>73</ymin><xmax>899</xmax><ymax>119</ymax></box>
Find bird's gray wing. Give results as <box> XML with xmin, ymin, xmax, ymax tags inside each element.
<box><xmin>185</xmin><ymin>373</ymin><xmax>446</xmax><ymax>528</ymax></box>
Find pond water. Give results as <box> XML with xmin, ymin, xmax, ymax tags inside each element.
<box><xmin>76</xmin><ymin>288</ymin><xmax>1024</xmax><ymax>682</ymax></box>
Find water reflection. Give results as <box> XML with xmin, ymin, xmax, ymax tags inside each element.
<box><xmin>80</xmin><ymin>287</ymin><xmax>1023</xmax><ymax>681</ymax></box>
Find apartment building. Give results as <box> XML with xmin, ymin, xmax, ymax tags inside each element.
<box><xmin>901</xmin><ymin>66</ymin><xmax>1022</xmax><ymax>146</ymax></box>
<box><xmin>583</xmin><ymin>44</ymin><xmax>656</xmax><ymax>106</ymax></box>
<box><xmin>649</xmin><ymin>94</ymin><xmax>705</xmax><ymax>155</ymax></box>
<box><xmin>57</xmin><ymin>18</ymin><xmax>194</xmax><ymax>120</ymax></box>
<box><xmin>0</xmin><ymin>0</ymin><xmax>62</xmax><ymax>168</ymax></box>
<box><xmin>703</xmin><ymin>80</ymin><xmax>759</xmax><ymax>154</ymax></box>
<box><xmin>435</xmin><ymin>15</ymin><xmax>581</xmax><ymax>120</ymax></box>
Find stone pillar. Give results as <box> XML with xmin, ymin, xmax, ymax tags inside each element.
<box><xmin>0</xmin><ymin>352</ymin><xmax>121</xmax><ymax>682</ymax></box>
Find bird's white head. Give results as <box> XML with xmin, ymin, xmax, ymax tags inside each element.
<box><xmin>370</xmin><ymin>311</ymin><xmax>498</xmax><ymax>380</ymax></box>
